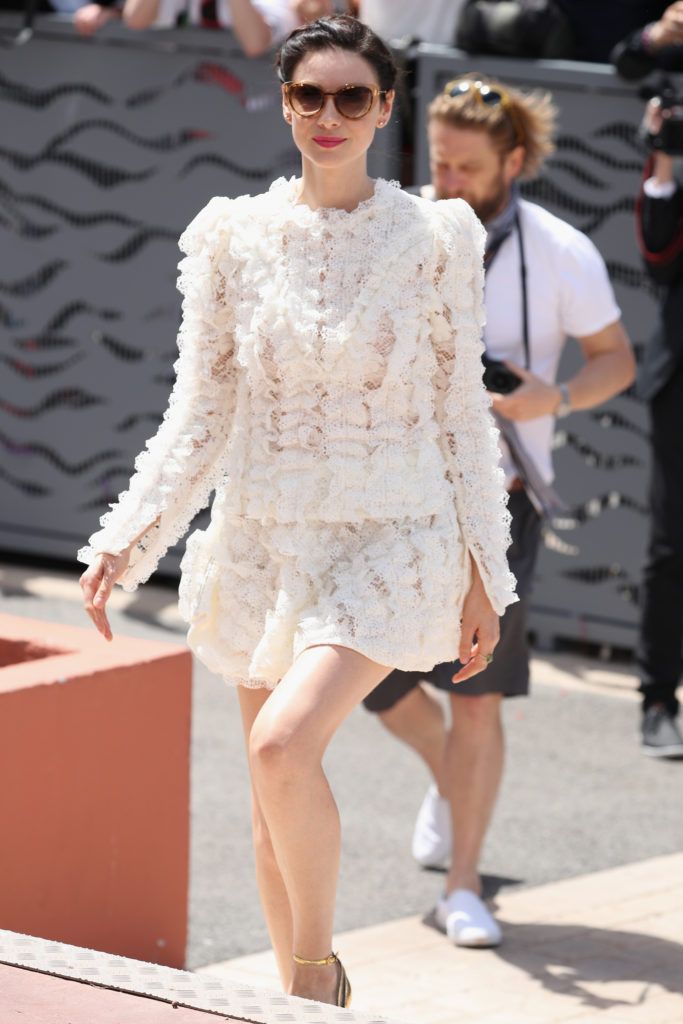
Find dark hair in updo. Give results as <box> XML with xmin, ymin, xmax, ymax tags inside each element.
<box><xmin>276</xmin><ymin>15</ymin><xmax>397</xmax><ymax>93</ymax></box>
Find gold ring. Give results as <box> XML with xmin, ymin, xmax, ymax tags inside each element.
<box><xmin>481</xmin><ymin>653</ymin><xmax>494</xmax><ymax>665</ymax></box>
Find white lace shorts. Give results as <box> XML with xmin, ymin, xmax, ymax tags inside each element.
<box><xmin>177</xmin><ymin>509</ymin><xmax>471</xmax><ymax>689</ymax></box>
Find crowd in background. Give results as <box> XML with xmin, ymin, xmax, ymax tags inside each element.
<box><xmin>0</xmin><ymin>0</ymin><xmax>682</xmax><ymax>68</ymax></box>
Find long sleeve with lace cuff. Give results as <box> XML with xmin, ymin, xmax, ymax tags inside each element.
<box><xmin>431</xmin><ymin>199</ymin><xmax>518</xmax><ymax>616</ymax></box>
<box><xmin>77</xmin><ymin>197</ymin><xmax>237</xmax><ymax>591</ymax></box>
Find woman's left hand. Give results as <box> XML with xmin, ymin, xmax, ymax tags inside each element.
<box><xmin>451</xmin><ymin>557</ymin><xmax>500</xmax><ymax>684</ymax></box>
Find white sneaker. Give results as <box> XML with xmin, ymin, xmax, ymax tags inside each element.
<box><xmin>435</xmin><ymin>889</ymin><xmax>502</xmax><ymax>948</ymax></box>
<box><xmin>411</xmin><ymin>784</ymin><xmax>452</xmax><ymax>868</ymax></box>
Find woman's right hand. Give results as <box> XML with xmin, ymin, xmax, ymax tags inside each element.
<box><xmin>79</xmin><ymin>550</ymin><xmax>130</xmax><ymax>641</ymax></box>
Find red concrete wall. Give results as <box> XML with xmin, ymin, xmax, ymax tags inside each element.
<box><xmin>0</xmin><ymin>614</ymin><xmax>192</xmax><ymax>969</ymax></box>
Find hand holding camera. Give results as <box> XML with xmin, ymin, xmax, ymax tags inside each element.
<box><xmin>647</xmin><ymin>2</ymin><xmax>683</xmax><ymax>50</ymax></box>
<box><xmin>642</xmin><ymin>83</ymin><xmax>683</xmax><ymax>157</ymax></box>
<box><xmin>484</xmin><ymin>358</ymin><xmax>564</xmax><ymax>422</ymax></box>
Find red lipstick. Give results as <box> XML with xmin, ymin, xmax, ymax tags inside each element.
<box><xmin>313</xmin><ymin>137</ymin><xmax>346</xmax><ymax>148</ymax></box>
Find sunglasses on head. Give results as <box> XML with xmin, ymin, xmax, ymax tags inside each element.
<box><xmin>283</xmin><ymin>81</ymin><xmax>386</xmax><ymax>120</ymax></box>
<box><xmin>444</xmin><ymin>78</ymin><xmax>522</xmax><ymax>143</ymax></box>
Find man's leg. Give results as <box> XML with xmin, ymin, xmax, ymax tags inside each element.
<box><xmin>638</xmin><ymin>372</ymin><xmax>683</xmax><ymax>755</ymax></box>
<box><xmin>444</xmin><ymin>692</ymin><xmax>504</xmax><ymax>895</ymax></box>
<box><xmin>431</xmin><ymin>491</ymin><xmax>540</xmax><ymax>946</ymax></box>
<box><xmin>378</xmin><ymin>683</ymin><xmax>448</xmax><ymax>793</ymax></box>
<box><xmin>363</xmin><ymin>670</ymin><xmax>452</xmax><ymax>867</ymax></box>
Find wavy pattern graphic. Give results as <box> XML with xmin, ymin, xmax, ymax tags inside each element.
<box><xmin>522</xmin><ymin>178</ymin><xmax>634</xmax><ymax>234</ymax></box>
<box><xmin>0</xmin><ymin>178</ymin><xmax>177</xmax><ymax>256</ymax></box>
<box><xmin>0</xmin><ymin>261</ymin><xmax>66</xmax><ymax>297</ymax></box>
<box><xmin>80</xmin><ymin>496</ymin><xmax>117</xmax><ymax>512</ymax></box>
<box><xmin>0</xmin><ymin>298</ymin><xmax>18</xmax><ymax>327</ymax></box>
<box><xmin>0</xmin><ymin>70</ymin><xmax>112</xmax><ymax>109</ymax></box>
<box><xmin>97</xmin><ymin>227</ymin><xmax>176</xmax><ymax>263</ymax></box>
<box><xmin>0</xmin><ymin>198</ymin><xmax>55</xmax><ymax>239</ymax></box>
<box><xmin>0</xmin><ymin>429</ymin><xmax>121</xmax><ymax>475</ymax></box>
<box><xmin>555</xmin><ymin>491</ymin><xmax>648</xmax><ymax>530</ymax></box>
<box><xmin>0</xmin><ymin>388</ymin><xmax>102</xmax><ymax>417</ymax></box>
<box><xmin>115</xmin><ymin>412</ymin><xmax>163</xmax><ymax>432</ymax></box>
<box><xmin>15</xmin><ymin>332</ymin><xmax>145</xmax><ymax>360</ymax></box>
<box><xmin>562</xmin><ymin>565</ymin><xmax>628</xmax><ymax>584</ymax></box>
<box><xmin>95</xmin><ymin>333</ymin><xmax>145</xmax><ymax>361</ymax></box>
<box><xmin>14</xmin><ymin>310</ymin><xmax>135</xmax><ymax>355</ymax></box>
<box><xmin>15</xmin><ymin>334</ymin><xmax>77</xmax><ymax>352</ymax></box>
<box><xmin>91</xmin><ymin>467</ymin><xmax>135</xmax><ymax>489</ymax></box>
<box><xmin>593</xmin><ymin>122</ymin><xmax>646</xmax><ymax>156</ymax></box>
<box><xmin>556</xmin><ymin>134</ymin><xmax>643</xmax><ymax>171</ymax></box>
<box><xmin>1</xmin><ymin>353</ymin><xmax>83</xmax><ymax>378</ymax></box>
<box><xmin>125</xmin><ymin>62</ymin><xmax>253</xmax><ymax>109</ymax></box>
<box><xmin>0</xmin><ymin>142</ymin><xmax>154</xmax><ymax>188</ymax></box>
<box><xmin>45</xmin><ymin>302</ymin><xmax>121</xmax><ymax>331</ymax></box>
<box><xmin>40</xmin><ymin>121</ymin><xmax>213</xmax><ymax>154</ymax></box>
<box><xmin>605</xmin><ymin>261</ymin><xmax>654</xmax><ymax>294</ymax></box>
<box><xmin>154</xmin><ymin>373</ymin><xmax>175</xmax><ymax>387</ymax></box>
<box><xmin>547</xmin><ymin>158</ymin><xmax>609</xmax><ymax>190</ymax></box>
<box><xmin>553</xmin><ymin>431</ymin><xmax>642</xmax><ymax>470</ymax></box>
<box><xmin>589</xmin><ymin>409</ymin><xmax>649</xmax><ymax>440</ymax></box>
<box><xmin>143</xmin><ymin>305</ymin><xmax>176</xmax><ymax>322</ymax></box>
<box><xmin>559</xmin><ymin>564</ymin><xmax>639</xmax><ymax>606</ymax></box>
<box><xmin>0</xmin><ymin>176</ymin><xmax>141</xmax><ymax>229</ymax></box>
<box><xmin>180</xmin><ymin>149</ymin><xmax>298</xmax><ymax>181</ymax></box>
<box><xmin>0</xmin><ymin>465</ymin><xmax>50</xmax><ymax>497</ymax></box>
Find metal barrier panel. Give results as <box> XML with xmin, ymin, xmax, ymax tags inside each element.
<box><xmin>0</xmin><ymin>16</ymin><xmax>402</xmax><ymax>574</ymax></box>
<box><xmin>0</xmin><ymin>22</ymin><xmax>659</xmax><ymax>650</ymax></box>
<box><xmin>415</xmin><ymin>48</ymin><xmax>654</xmax><ymax>650</ymax></box>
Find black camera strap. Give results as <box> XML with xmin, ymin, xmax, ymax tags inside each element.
<box><xmin>484</xmin><ymin>211</ymin><xmax>530</xmax><ymax>370</ymax></box>
<box><xmin>516</xmin><ymin>213</ymin><xmax>530</xmax><ymax>370</ymax></box>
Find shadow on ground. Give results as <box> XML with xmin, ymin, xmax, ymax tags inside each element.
<box><xmin>424</xmin><ymin>914</ymin><xmax>682</xmax><ymax>1013</ymax></box>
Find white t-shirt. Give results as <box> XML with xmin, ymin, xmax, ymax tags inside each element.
<box><xmin>422</xmin><ymin>190</ymin><xmax>621</xmax><ymax>485</ymax></box>
<box><xmin>358</xmin><ymin>0</ymin><xmax>465</xmax><ymax>45</ymax></box>
<box><xmin>484</xmin><ymin>199</ymin><xmax>621</xmax><ymax>485</ymax></box>
<box><xmin>153</xmin><ymin>0</ymin><xmax>297</xmax><ymax>40</ymax></box>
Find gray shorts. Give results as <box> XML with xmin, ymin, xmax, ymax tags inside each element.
<box><xmin>363</xmin><ymin>489</ymin><xmax>542</xmax><ymax>712</ymax></box>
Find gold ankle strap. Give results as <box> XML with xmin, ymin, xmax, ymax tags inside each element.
<box><xmin>293</xmin><ymin>951</ymin><xmax>338</xmax><ymax>967</ymax></box>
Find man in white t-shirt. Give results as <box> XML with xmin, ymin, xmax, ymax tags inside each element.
<box><xmin>347</xmin><ymin>0</ymin><xmax>465</xmax><ymax>44</ymax></box>
<box><xmin>122</xmin><ymin>0</ymin><xmax>297</xmax><ymax>54</ymax></box>
<box><xmin>364</xmin><ymin>75</ymin><xmax>635</xmax><ymax>947</ymax></box>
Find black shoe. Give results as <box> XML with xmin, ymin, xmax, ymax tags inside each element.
<box><xmin>642</xmin><ymin>706</ymin><xmax>683</xmax><ymax>759</ymax></box>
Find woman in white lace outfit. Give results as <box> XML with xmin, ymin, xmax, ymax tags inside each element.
<box><xmin>78</xmin><ymin>14</ymin><xmax>517</xmax><ymax>1007</ymax></box>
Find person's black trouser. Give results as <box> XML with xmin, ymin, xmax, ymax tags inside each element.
<box><xmin>638</xmin><ymin>366</ymin><xmax>683</xmax><ymax>716</ymax></box>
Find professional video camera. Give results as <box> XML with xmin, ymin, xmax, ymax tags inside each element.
<box><xmin>641</xmin><ymin>74</ymin><xmax>683</xmax><ymax>156</ymax></box>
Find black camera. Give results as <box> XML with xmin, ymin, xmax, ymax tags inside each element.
<box><xmin>481</xmin><ymin>355</ymin><xmax>522</xmax><ymax>394</ymax></box>
<box><xmin>641</xmin><ymin>75</ymin><xmax>683</xmax><ymax>156</ymax></box>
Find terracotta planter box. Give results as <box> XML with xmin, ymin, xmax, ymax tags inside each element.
<box><xmin>0</xmin><ymin>613</ymin><xmax>192</xmax><ymax>969</ymax></box>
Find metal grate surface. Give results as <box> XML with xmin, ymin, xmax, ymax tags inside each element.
<box><xmin>0</xmin><ymin>929</ymin><xmax>408</xmax><ymax>1024</ymax></box>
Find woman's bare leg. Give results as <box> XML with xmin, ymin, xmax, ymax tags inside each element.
<box><xmin>237</xmin><ymin>686</ymin><xmax>294</xmax><ymax>989</ymax></box>
<box><xmin>248</xmin><ymin>644</ymin><xmax>390</xmax><ymax>1004</ymax></box>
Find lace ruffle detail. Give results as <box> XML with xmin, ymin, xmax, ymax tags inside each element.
<box><xmin>221</xmin><ymin>178</ymin><xmax>455</xmax><ymax>522</ymax></box>
<box><xmin>179</xmin><ymin>509</ymin><xmax>471</xmax><ymax>688</ymax></box>
<box><xmin>77</xmin><ymin>196</ymin><xmax>237</xmax><ymax>591</ymax></box>
<box><xmin>430</xmin><ymin>199</ymin><xmax>518</xmax><ymax>616</ymax></box>
<box><xmin>78</xmin><ymin>180</ymin><xmax>516</xmax><ymax>662</ymax></box>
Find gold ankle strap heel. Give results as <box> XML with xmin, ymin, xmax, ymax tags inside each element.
<box><xmin>292</xmin><ymin>951</ymin><xmax>352</xmax><ymax>1008</ymax></box>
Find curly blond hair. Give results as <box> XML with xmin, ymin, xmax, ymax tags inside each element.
<box><xmin>428</xmin><ymin>73</ymin><xmax>557</xmax><ymax>179</ymax></box>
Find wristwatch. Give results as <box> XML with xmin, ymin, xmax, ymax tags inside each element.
<box><xmin>555</xmin><ymin>382</ymin><xmax>572</xmax><ymax>418</ymax></box>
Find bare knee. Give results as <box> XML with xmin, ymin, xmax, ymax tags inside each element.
<box><xmin>451</xmin><ymin>692</ymin><xmax>502</xmax><ymax>731</ymax></box>
<box><xmin>249</xmin><ymin>720</ymin><xmax>315</xmax><ymax>785</ymax></box>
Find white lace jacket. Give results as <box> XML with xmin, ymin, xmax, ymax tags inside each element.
<box><xmin>78</xmin><ymin>177</ymin><xmax>517</xmax><ymax>615</ymax></box>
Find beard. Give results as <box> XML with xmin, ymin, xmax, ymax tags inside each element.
<box><xmin>436</xmin><ymin>173</ymin><xmax>509</xmax><ymax>225</ymax></box>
